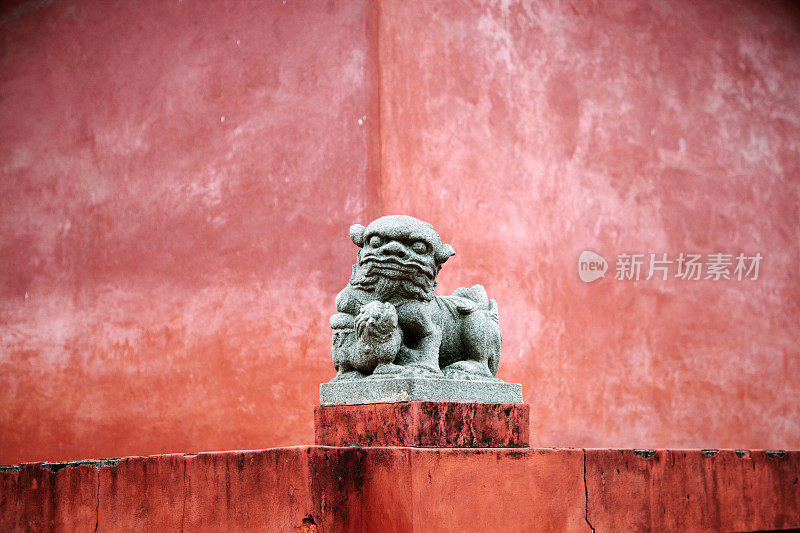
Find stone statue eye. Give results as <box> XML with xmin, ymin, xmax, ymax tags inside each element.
<box><xmin>369</xmin><ymin>235</ymin><xmax>383</xmax><ymax>248</ymax></box>
<box><xmin>411</xmin><ymin>241</ymin><xmax>427</xmax><ymax>254</ymax></box>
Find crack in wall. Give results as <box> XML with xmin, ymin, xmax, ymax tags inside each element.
<box><xmin>583</xmin><ymin>449</ymin><xmax>595</xmax><ymax>532</ymax></box>
<box><xmin>94</xmin><ymin>472</ymin><xmax>100</xmax><ymax>533</ymax></box>
<box><xmin>181</xmin><ymin>456</ymin><xmax>188</xmax><ymax>532</ymax></box>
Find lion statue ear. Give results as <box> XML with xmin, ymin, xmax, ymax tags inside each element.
<box><xmin>349</xmin><ymin>224</ymin><xmax>366</xmax><ymax>247</ymax></box>
<box><xmin>434</xmin><ymin>243</ymin><xmax>455</xmax><ymax>264</ymax></box>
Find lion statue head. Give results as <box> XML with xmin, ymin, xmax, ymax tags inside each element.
<box><xmin>347</xmin><ymin>215</ymin><xmax>455</xmax><ymax>302</ymax></box>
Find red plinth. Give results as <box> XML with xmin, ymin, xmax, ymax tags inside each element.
<box><xmin>314</xmin><ymin>401</ymin><xmax>530</xmax><ymax>448</ymax></box>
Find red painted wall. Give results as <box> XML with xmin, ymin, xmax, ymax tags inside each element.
<box><xmin>378</xmin><ymin>1</ymin><xmax>800</xmax><ymax>449</ymax></box>
<box><xmin>0</xmin><ymin>0</ymin><xmax>378</xmax><ymax>464</ymax></box>
<box><xmin>1</xmin><ymin>1</ymin><xmax>799</xmax><ymax>464</ymax></box>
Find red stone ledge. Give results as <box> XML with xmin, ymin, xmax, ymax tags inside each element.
<box><xmin>1</xmin><ymin>447</ymin><xmax>797</xmax><ymax>532</ymax></box>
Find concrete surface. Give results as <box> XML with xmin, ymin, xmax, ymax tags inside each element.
<box><xmin>319</xmin><ymin>377</ymin><xmax>523</xmax><ymax>405</ymax></box>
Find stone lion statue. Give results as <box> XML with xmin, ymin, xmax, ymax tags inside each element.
<box><xmin>329</xmin><ymin>215</ymin><xmax>502</xmax><ymax>381</ymax></box>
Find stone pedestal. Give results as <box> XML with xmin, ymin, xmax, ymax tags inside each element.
<box><xmin>314</xmin><ymin>401</ymin><xmax>529</xmax><ymax>447</ymax></box>
<box><xmin>319</xmin><ymin>377</ymin><xmax>523</xmax><ymax>405</ymax></box>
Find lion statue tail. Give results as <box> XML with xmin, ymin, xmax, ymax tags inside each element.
<box><xmin>450</xmin><ymin>284</ymin><xmax>500</xmax><ymax>375</ymax></box>
<box><xmin>450</xmin><ymin>284</ymin><xmax>499</xmax><ymax>321</ymax></box>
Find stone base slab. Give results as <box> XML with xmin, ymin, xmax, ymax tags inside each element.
<box><xmin>314</xmin><ymin>401</ymin><xmax>530</xmax><ymax>447</ymax></box>
<box><xmin>319</xmin><ymin>377</ymin><xmax>523</xmax><ymax>405</ymax></box>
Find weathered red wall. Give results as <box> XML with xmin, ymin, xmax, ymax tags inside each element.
<box><xmin>1</xmin><ymin>0</ymin><xmax>799</xmax><ymax>464</ymax></box>
<box><xmin>378</xmin><ymin>1</ymin><xmax>800</xmax><ymax>449</ymax></box>
<box><xmin>0</xmin><ymin>0</ymin><xmax>378</xmax><ymax>464</ymax></box>
<box><xmin>2</xmin><ymin>447</ymin><xmax>799</xmax><ymax>532</ymax></box>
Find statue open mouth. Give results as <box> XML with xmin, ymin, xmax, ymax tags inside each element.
<box><xmin>360</xmin><ymin>255</ymin><xmax>435</xmax><ymax>281</ymax></box>
<box><xmin>349</xmin><ymin>253</ymin><xmax>437</xmax><ymax>303</ymax></box>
